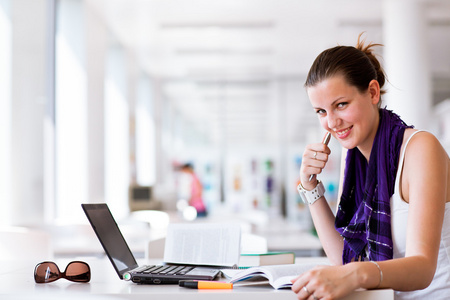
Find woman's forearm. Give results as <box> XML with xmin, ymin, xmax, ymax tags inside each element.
<box><xmin>309</xmin><ymin>197</ymin><xmax>344</xmax><ymax>265</ymax></box>
<box><xmin>351</xmin><ymin>255</ymin><xmax>436</xmax><ymax>291</ymax></box>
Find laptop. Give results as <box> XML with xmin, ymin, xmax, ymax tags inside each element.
<box><xmin>82</xmin><ymin>203</ymin><xmax>220</xmax><ymax>284</ymax></box>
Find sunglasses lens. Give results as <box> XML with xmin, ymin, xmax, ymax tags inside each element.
<box><xmin>34</xmin><ymin>262</ymin><xmax>60</xmax><ymax>283</ymax></box>
<box><xmin>65</xmin><ymin>262</ymin><xmax>91</xmax><ymax>282</ymax></box>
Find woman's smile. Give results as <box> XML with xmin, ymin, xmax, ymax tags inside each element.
<box><xmin>335</xmin><ymin>126</ymin><xmax>353</xmax><ymax>139</ymax></box>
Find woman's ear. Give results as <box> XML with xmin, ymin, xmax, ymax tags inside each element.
<box><xmin>368</xmin><ymin>79</ymin><xmax>380</xmax><ymax>105</ymax></box>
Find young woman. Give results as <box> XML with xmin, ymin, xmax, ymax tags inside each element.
<box><xmin>291</xmin><ymin>35</ymin><xmax>450</xmax><ymax>299</ymax></box>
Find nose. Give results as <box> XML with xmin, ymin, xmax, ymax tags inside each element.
<box><xmin>326</xmin><ymin>112</ymin><xmax>340</xmax><ymax>130</ymax></box>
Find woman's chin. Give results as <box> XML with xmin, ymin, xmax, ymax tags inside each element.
<box><xmin>338</xmin><ymin>139</ymin><xmax>357</xmax><ymax>150</ymax></box>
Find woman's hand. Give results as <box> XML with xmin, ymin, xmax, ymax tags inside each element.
<box><xmin>291</xmin><ymin>264</ymin><xmax>358</xmax><ymax>300</ymax></box>
<box><xmin>300</xmin><ymin>142</ymin><xmax>331</xmax><ymax>190</ymax></box>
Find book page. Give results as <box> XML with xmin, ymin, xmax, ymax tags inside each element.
<box><xmin>259</xmin><ymin>263</ymin><xmax>317</xmax><ymax>279</ymax></box>
<box><xmin>163</xmin><ymin>223</ymin><xmax>241</xmax><ymax>267</ymax></box>
<box><xmin>272</xmin><ymin>275</ymin><xmax>298</xmax><ymax>289</ymax></box>
<box><xmin>228</xmin><ymin>263</ymin><xmax>324</xmax><ymax>289</ymax></box>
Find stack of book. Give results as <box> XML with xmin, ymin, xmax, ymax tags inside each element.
<box><xmin>238</xmin><ymin>251</ymin><xmax>295</xmax><ymax>268</ymax></box>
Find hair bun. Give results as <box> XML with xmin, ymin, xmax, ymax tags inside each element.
<box><xmin>356</xmin><ymin>33</ymin><xmax>386</xmax><ymax>94</ymax></box>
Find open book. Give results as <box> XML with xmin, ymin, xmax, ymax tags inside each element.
<box><xmin>222</xmin><ymin>263</ymin><xmax>324</xmax><ymax>289</ymax></box>
<box><xmin>163</xmin><ymin>223</ymin><xmax>241</xmax><ymax>267</ymax></box>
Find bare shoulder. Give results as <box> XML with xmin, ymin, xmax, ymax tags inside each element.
<box><xmin>403</xmin><ymin>129</ymin><xmax>449</xmax><ymax>202</ymax></box>
<box><xmin>404</xmin><ymin>130</ymin><xmax>447</xmax><ymax>160</ymax></box>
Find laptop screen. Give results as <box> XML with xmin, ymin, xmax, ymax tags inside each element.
<box><xmin>82</xmin><ymin>203</ymin><xmax>139</xmax><ymax>278</ymax></box>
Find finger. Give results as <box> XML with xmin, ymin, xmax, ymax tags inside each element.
<box><xmin>307</xmin><ymin>150</ymin><xmax>328</xmax><ymax>168</ymax></box>
<box><xmin>303</xmin><ymin>147</ymin><xmax>330</xmax><ymax>164</ymax></box>
<box><xmin>311</xmin><ymin>151</ymin><xmax>329</xmax><ymax>162</ymax></box>
<box><xmin>291</xmin><ymin>276</ymin><xmax>308</xmax><ymax>294</ymax></box>
<box><xmin>303</xmin><ymin>158</ymin><xmax>327</xmax><ymax>175</ymax></box>
<box><xmin>292</xmin><ymin>280</ymin><xmax>315</xmax><ymax>299</ymax></box>
<box><xmin>303</xmin><ymin>286</ymin><xmax>312</xmax><ymax>299</ymax></box>
<box><xmin>304</xmin><ymin>283</ymin><xmax>320</xmax><ymax>300</ymax></box>
<box><xmin>311</xmin><ymin>145</ymin><xmax>331</xmax><ymax>156</ymax></box>
<box><xmin>306</xmin><ymin>166</ymin><xmax>324</xmax><ymax>177</ymax></box>
<box><xmin>308</xmin><ymin>294</ymin><xmax>319</xmax><ymax>300</ymax></box>
<box><xmin>293</xmin><ymin>285</ymin><xmax>312</xmax><ymax>299</ymax></box>
<box><xmin>303</xmin><ymin>285</ymin><xmax>315</xmax><ymax>299</ymax></box>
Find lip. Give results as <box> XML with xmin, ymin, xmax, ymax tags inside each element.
<box><xmin>335</xmin><ymin>126</ymin><xmax>352</xmax><ymax>139</ymax></box>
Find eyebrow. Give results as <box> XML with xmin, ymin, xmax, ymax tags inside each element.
<box><xmin>313</xmin><ymin>96</ymin><xmax>346</xmax><ymax>110</ymax></box>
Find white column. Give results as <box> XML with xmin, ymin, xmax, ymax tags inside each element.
<box><xmin>86</xmin><ymin>2</ymin><xmax>106</xmax><ymax>203</ymax></box>
<box><xmin>55</xmin><ymin>0</ymin><xmax>88</xmax><ymax>221</ymax></box>
<box><xmin>104</xmin><ymin>45</ymin><xmax>130</xmax><ymax>217</ymax></box>
<box><xmin>10</xmin><ymin>0</ymin><xmax>48</xmax><ymax>225</ymax></box>
<box><xmin>127</xmin><ymin>50</ymin><xmax>138</xmax><ymax>186</ymax></box>
<box><xmin>382</xmin><ymin>0</ymin><xmax>431</xmax><ymax>129</ymax></box>
<box><xmin>0</xmin><ymin>0</ymin><xmax>12</xmax><ymax>225</ymax></box>
<box><xmin>43</xmin><ymin>0</ymin><xmax>56</xmax><ymax>224</ymax></box>
<box><xmin>153</xmin><ymin>78</ymin><xmax>166</xmax><ymax>186</ymax></box>
<box><xmin>135</xmin><ymin>74</ymin><xmax>156</xmax><ymax>186</ymax></box>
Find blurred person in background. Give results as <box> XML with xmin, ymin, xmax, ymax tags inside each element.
<box><xmin>178</xmin><ymin>163</ymin><xmax>207</xmax><ymax>217</ymax></box>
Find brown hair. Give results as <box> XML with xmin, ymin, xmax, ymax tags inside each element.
<box><xmin>305</xmin><ymin>33</ymin><xmax>386</xmax><ymax>103</ymax></box>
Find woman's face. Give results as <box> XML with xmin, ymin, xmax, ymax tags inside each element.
<box><xmin>307</xmin><ymin>75</ymin><xmax>380</xmax><ymax>157</ymax></box>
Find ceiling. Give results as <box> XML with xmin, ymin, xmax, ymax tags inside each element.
<box><xmin>87</xmin><ymin>0</ymin><xmax>450</xmax><ymax>147</ymax></box>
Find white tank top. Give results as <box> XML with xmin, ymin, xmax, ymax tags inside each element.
<box><xmin>391</xmin><ymin>130</ymin><xmax>450</xmax><ymax>299</ymax></box>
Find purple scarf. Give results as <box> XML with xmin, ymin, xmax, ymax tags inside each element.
<box><xmin>335</xmin><ymin>108</ymin><xmax>412</xmax><ymax>264</ymax></box>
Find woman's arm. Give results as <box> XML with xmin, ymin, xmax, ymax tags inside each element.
<box><xmin>388</xmin><ymin>131</ymin><xmax>448</xmax><ymax>289</ymax></box>
<box><xmin>308</xmin><ymin>197</ymin><xmax>344</xmax><ymax>265</ymax></box>
<box><xmin>300</xmin><ymin>142</ymin><xmax>344</xmax><ymax>265</ymax></box>
<box><xmin>355</xmin><ymin>132</ymin><xmax>447</xmax><ymax>291</ymax></box>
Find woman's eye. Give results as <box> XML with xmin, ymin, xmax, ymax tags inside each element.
<box><xmin>315</xmin><ymin>109</ymin><xmax>326</xmax><ymax>115</ymax></box>
<box><xmin>337</xmin><ymin>102</ymin><xmax>347</xmax><ymax>108</ymax></box>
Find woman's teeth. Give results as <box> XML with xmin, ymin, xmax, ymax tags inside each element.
<box><xmin>336</xmin><ymin>127</ymin><xmax>351</xmax><ymax>137</ymax></box>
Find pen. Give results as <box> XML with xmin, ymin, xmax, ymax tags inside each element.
<box><xmin>179</xmin><ymin>280</ymin><xmax>233</xmax><ymax>289</ymax></box>
<box><xmin>309</xmin><ymin>131</ymin><xmax>332</xmax><ymax>181</ymax></box>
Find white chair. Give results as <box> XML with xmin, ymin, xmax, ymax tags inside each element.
<box><xmin>0</xmin><ymin>226</ymin><xmax>53</xmax><ymax>261</ymax></box>
<box><xmin>146</xmin><ymin>237</ymin><xmax>166</xmax><ymax>259</ymax></box>
<box><xmin>241</xmin><ymin>233</ymin><xmax>268</xmax><ymax>254</ymax></box>
<box><xmin>130</xmin><ymin>210</ymin><xmax>170</xmax><ymax>259</ymax></box>
<box><xmin>130</xmin><ymin>210</ymin><xmax>170</xmax><ymax>230</ymax></box>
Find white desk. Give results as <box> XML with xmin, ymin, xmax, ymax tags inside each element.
<box><xmin>0</xmin><ymin>257</ymin><xmax>393</xmax><ymax>300</ymax></box>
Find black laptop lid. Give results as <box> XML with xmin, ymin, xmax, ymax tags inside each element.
<box><xmin>82</xmin><ymin>203</ymin><xmax>139</xmax><ymax>279</ymax></box>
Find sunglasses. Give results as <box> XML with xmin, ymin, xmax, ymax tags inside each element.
<box><xmin>34</xmin><ymin>261</ymin><xmax>91</xmax><ymax>283</ymax></box>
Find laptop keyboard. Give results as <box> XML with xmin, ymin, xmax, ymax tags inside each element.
<box><xmin>137</xmin><ymin>265</ymin><xmax>194</xmax><ymax>276</ymax></box>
